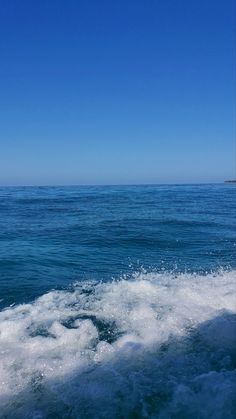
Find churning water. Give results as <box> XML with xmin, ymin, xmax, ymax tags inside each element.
<box><xmin>0</xmin><ymin>184</ymin><xmax>235</xmax><ymax>418</ymax></box>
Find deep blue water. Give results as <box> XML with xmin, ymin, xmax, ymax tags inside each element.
<box><xmin>0</xmin><ymin>184</ymin><xmax>236</xmax><ymax>418</ymax></box>
<box><xmin>0</xmin><ymin>184</ymin><xmax>235</xmax><ymax>309</ymax></box>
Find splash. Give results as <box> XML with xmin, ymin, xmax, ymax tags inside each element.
<box><xmin>0</xmin><ymin>270</ymin><xmax>235</xmax><ymax>418</ymax></box>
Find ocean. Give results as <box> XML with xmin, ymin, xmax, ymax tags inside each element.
<box><xmin>0</xmin><ymin>184</ymin><xmax>235</xmax><ymax>418</ymax></box>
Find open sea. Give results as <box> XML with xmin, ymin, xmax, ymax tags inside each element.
<box><xmin>0</xmin><ymin>184</ymin><xmax>235</xmax><ymax>418</ymax></box>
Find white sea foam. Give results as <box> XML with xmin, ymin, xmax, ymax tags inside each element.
<box><xmin>0</xmin><ymin>270</ymin><xmax>235</xmax><ymax>418</ymax></box>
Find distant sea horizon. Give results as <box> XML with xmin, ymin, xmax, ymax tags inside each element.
<box><xmin>0</xmin><ymin>180</ymin><xmax>232</xmax><ymax>188</ymax></box>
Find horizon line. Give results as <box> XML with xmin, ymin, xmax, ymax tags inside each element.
<box><xmin>0</xmin><ymin>181</ymin><xmax>228</xmax><ymax>188</ymax></box>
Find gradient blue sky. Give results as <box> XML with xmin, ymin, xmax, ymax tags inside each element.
<box><xmin>0</xmin><ymin>0</ymin><xmax>235</xmax><ymax>185</ymax></box>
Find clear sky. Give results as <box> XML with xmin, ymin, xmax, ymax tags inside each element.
<box><xmin>0</xmin><ymin>0</ymin><xmax>235</xmax><ymax>185</ymax></box>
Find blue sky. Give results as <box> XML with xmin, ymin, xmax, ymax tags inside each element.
<box><xmin>0</xmin><ymin>0</ymin><xmax>235</xmax><ymax>185</ymax></box>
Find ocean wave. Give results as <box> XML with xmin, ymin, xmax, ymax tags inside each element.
<box><xmin>0</xmin><ymin>270</ymin><xmax>235</xmax><ymax>418</ymax></box>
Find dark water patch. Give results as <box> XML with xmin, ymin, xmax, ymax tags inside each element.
<box><xmin>62</xmin><ymin>314</ymin><xmax>122</xmax><ymax>345</ymax></box>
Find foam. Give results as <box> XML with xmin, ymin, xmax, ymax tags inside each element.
<box><xmin>0</xmin><ymin>270</ymin><xmax>235</xmax><ymax>418</ymax></box>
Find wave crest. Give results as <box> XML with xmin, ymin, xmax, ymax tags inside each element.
<box><xmin>0</xmin><ymin>270</ymin><xmax>236</xmax><ymax>418</ymax></box>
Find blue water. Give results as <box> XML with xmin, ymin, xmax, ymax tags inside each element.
<box><xmin>0</xmin><ymin>184</ymin><xmax>235</xmax><ymax>418</ymax></box>
<box><xmin>0</xmin><ymin>184</ymin><xmax>235</xmax><ymax>309</ymax></box>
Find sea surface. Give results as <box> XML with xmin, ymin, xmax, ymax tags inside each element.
<box><xmin>0</xmin><ymin>184</ymin><xmax>235</xmax><ymax>418</ymax></box>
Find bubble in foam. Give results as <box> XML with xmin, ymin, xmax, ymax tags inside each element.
<box><xmin>0</xmin><ymin>270</ymin><xmax>235</xmax><ymax>418</ymax></box>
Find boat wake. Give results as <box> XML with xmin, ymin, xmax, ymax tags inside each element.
<box><xmin>0</xmin><ymin>270</ymin><xmax>235</xmax><ymax>418</ymax></box>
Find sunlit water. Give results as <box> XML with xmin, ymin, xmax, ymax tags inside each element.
<box><xmin>0</xmin><ymin>184</ymin><xmax>235</xmax><ymax>418</ymax></box>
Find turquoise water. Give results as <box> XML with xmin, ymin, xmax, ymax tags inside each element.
<box><xmin>0</xmin><ymin>184</ymin><xmax>235</xmax><ymax>418</ymax></box>
<box><xmin>0</xmin><ymin>184</ymin><xmax>235</xmax><ymax>308</ymax></box>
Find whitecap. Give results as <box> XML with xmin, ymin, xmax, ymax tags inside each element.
<box><xmin>0</xmin><ymin>270</ymin><xmax>235</xmax><ymax>418</ymax></box>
